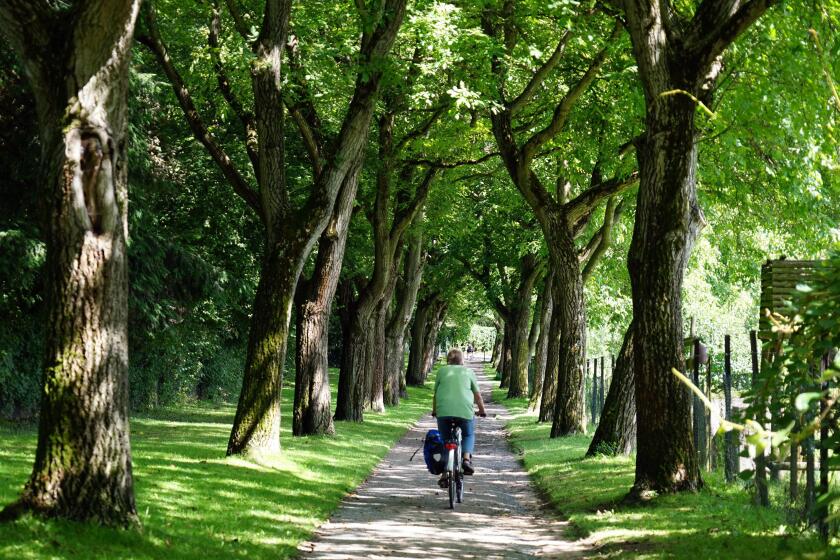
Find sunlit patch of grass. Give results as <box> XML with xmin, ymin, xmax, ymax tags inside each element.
<box><xmin>493</xmin><ymin>388</ymin><xmax>829</xmax><ymax>559</ymax></box>
<box><xmin>0</xmin><ymin>368</ymin><xmax>436</xmax><ymax>559</ymax></box>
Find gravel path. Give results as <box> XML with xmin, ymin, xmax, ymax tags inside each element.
<box><xmin>298</xmin><ymin>359</ymin><xmax>587</xmax><ymax>559</ymax></box>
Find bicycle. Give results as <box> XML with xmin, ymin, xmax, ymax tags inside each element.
<box><xmin>442</xmin><ymin>420</ymin><xmax>464</xmax><ymax>509</ymax></box>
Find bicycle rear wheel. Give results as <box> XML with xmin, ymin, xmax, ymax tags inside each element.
<box><xmin>448</xmin><ymin>473</ymin><xmax>455</xmax><ymax>509</ymax></box>
<box><xmin>456</xmin><ymin>472</ymin><xmax>464</xmax><ymax>503</ymax></box>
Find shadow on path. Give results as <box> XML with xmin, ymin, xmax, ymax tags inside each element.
<box><xmin>298</xmin><ymin>359</ymin><xmax>588</xmax><ymax>559</ymax></box>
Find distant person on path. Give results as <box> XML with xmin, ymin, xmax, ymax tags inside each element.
<box><xmin>466</xmin><ymin>343</ymin><xmax>474</xmax><ymax>359</ymax></box>
<box><xmin>432</xmin><ymin>348</ymin><xmax>487</xmax><ymax>481</ymax></box>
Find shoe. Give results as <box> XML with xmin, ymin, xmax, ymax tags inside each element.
<box><xmin>438</xmin><ymin>475</ymin><xmax>448</xmax><ymax>488</ymax></box>
<box><xmin>462</xmin><ymin>459</ymin><xmax>475</xmax><ymax>476</ymax></box>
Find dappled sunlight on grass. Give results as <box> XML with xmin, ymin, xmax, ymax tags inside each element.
<box><xmin>0</xmin><ymin>369</ymin><xmax>437</xmax><ymax>559</ymax></box>
<box><xmin>493</xmin><ymin>388</ymin><xmax>828</xmax><ymax>559</ymax></box>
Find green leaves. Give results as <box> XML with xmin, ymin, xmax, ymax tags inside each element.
<box><xmin>794</xmin><ymin>391</ymin><xmax>823</xmax><ymax>412</ymax></box>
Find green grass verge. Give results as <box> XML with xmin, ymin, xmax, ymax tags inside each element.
<box><xmin>0</xmin><ymin>368</ymin><xmax>436</xmax><ymax>560</ymax></box>
<box><xmin>491</xmin><ymin>385</ymin><xmax>829</xmax><ymax>560</ymax></box>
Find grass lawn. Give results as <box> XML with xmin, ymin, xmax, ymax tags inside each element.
<box><xmin>0</xmin><ymin>367</ymin><xmax>436</xmax><ymax>560</ymax></box>
<box><xmin>489</xmin><ymin>375</ymin><xmax>830</xmax><ymax>559</ymax></box>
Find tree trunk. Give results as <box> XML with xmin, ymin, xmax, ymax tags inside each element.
<box><xmin>498</xmin><ymin>327</ymin><xmax>512</xmax><ymax>387</ymax></box>
<box><xmin>292</xmin><ymin>169</ymin><xmax>360</xmax><ymax>436</ymax></box>
<box><xmin>491</xmin><ymin>318</ymin><xmax>502</xmax><ymax>367</ymax></box>
<box><xmin>539</xmin><ymin>304</ymin><xmax>562</xmax><ymax>423</ymax></box>
<box><xmin>621</xmin><ymin>0</ymin><xmax>773</xmax><ymax>499</ymax></box>
<box><xmin>406</xmin><ymin>294</ymin><xmax>435</xmax><ymax>386</ymax></box>
<box><xmin>227</xmin><ymin>248</ymin><xmax>299</xmax><ymax>454</ymax></box>
<box><xmin>587</xmin><ymin>323</ymin><xmax>636</xmax><ymax>456</ymax></box>
<box><xmin>550</xmin><ymin>228</ymin><xmax>587</xmax><ymax>437</ymax></box>
<box><xmin>507</xmin><ymin>256</ymin><xmax>540</xmax><ymax>398</ymax></box>
<box><xmin>421</xmin><ymin>300</ymin><xmax>447</xmax><ymax>379</ymax></box>
<box><xmin>384</xmin><ymin>231</ymin><xmax>424</xmax><ymax>403</ymax></box>
<box><xmin>335</xmin><ymin>281</ymin><xmax>359</xmax><ymax>419</ymax></box>
<box><xmin>626</xmin><ymin>98</ymin><xmax>703</xmax><ymax>493</ymax></box>
<box><xmin>0</xmin><ymin>0</ymin><xmax>141</xmax><ymax>526</ymax></box>
<box><xmin>367</xmin><ymin>297</ymin><xmax>389</xmax><ymax>412</ymax></box>
<box><xmin>530</xmin><ymin>273</ymin><xmax>553</xmax><ymax>410</ymax></box>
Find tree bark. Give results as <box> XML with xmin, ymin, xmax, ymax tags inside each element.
<box><xmin>549</xmin><ymin>225</ymin><xmax>587</xmax><ymax>436</ymax></box>
<box><xmin>141</xmin><ymin>0</ymin><xmax>408</xmax><ymax>454</ymax></box>
<box><xmin>335</xmin><ymin>280</ymin><xmax>362</xmax><ymax>420</ymax></box>
<box><xmin>507</xmin><ymin>255</ymin><xmax>540</xmax><ymax>398</ymax></box>
<box><xmin>539</xmin><ymin>304</ymin><xmax>562</xmax><ymax>423</ymax></box>
<box><xmin>421</xmin><ymin>300</ymin><xmax>448</xmax><ymax>379</ymax></box>
<box><xmin>529</xmin><ymin>272</ymin><xmax>553</xmax><ymax>410</ymax></box>
<box><xmin>406</xmin><ymin>293</ymin><xmax>435</xmax><ymax>386</ymax></box>
<box><xmin>293</xmin><ymin>167</ymin><xmax>360</xmax><ymax>436</ymax></box>
<box><xmin>587</xmin><ymin>323</ymin><xmax>636</xmax><ymax>456</ymax></box>
<box><xmin>0</xmin><ymin>0</ymin><xmax>141</xmax><ymax>526</ymax></box>
<box><xmin>491</xmin><ymin>317</ymin><xmax>503</xmax><ymax>367</ymax></box>
<box><xmin>227</xmin><ymin>248</ymin><xmax>297</xmax><ymax>454</ymax></box>
<box><xmin>621</xmin><ymin>0</ymin><xmax>774</xmax><ymax>496</ymax></box>
<box><xmin>384</xmin><ymin>231</ymin><xmax>424</xmax><ymax>403</ymax></box>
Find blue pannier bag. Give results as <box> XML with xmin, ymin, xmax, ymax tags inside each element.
<box><xmin>423</xmin><ymin>429</ymin><xmax>445</xmax><ymax>475</ymax></box>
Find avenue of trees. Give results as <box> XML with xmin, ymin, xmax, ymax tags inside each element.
<box><xmin>0</xmin><ymin>0</ymin><xmax>837</xmax><ymax>531</ymax></box>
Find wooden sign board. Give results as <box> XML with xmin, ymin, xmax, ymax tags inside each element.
<box><xmin>758</xmin><ymin>259</ymin><xmax>820</xmax><ymax>340</ymax></box>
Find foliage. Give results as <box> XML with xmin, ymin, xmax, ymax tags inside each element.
<box><xmin>494</xmin><ymin>388</ymin><xmax>828</xmax><ymax>559</ymax></box>
<box><xmin>0</xmin><ymin>369</ymin><xmax>436</xmax><ymax>559</ymax></box>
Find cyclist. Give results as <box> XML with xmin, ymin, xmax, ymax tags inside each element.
<box><xmin>431</xmin><ymin>348</ymin><xmax>487</xmax><ymax>484</ymax></box>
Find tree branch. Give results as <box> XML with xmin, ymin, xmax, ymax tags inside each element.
<box><xmin>686</xmin><ymin>0</ymin><xmax>777</xmax><ymax>72</ymax></box>
<box><xmin>566</xmin><ymin>171</ymin><xmax>638</xmax><ymax>230</ymax></box>
<box><xmin>223</xmin><ymin>0</ymin><xmax>252</xmax><ymax>44</ymax></box>
<box><xmin>209</xmin><ymin>0</ymin><xmax>259</xmax><ymax>172</ymax></box>
<box><xmin>508</xmin><ymin>30</ymin><xmax>572</xmax><ymax>115</ymax></box>
<box><xmin>580</xmin><ymin>196</ymin><xmax>625</xmax><ymax>283</ymax></box>
<box><xmin>394</xmin><ymin>102</ymin><xmax>450</xmax><ymax>153</ymax></box>
<box><xmin>521</xmin><ymin>21</ymin><xmax>621</xmax><ymax>162</ymax></box>
<box><xmin>138</xmin><ymin>4</ymin><xmax>260</xmax><ymax>213</ymax></box>
<box><xmin>408</xmin><ymin>151</ymin><xmax>500</xmax><ymax>169</ymax></box>
<box><xmin>390</xmin><ymin>167</ymin><xmax>437</xmax><ymax>242</ymax></box>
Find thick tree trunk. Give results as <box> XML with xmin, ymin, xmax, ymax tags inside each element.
<box><xmin>627</xmin><ymin>99</ymin><xmax>703</xmax><ymax>493</ymax></box>
<box><xmin>367</xmin><ymin>296</ymin><xmax>389</xmax><ymax>412</ymax></box>
<box><xmin>587</xmin><ymin>324</ymin><xmax>636</xmax><ymax>456</ymax></box>
<box><xmin>0</xmin><ymin>0</ymin><xmax>141</xmax><ymax>526</ymax></box>
<box><xmin>550</xmin><ymin>227</ymin><xmax>587</xmax><ymax>437</ymax></box>
<box><xmin>335</xmin><ymin>281</ymin><xmax>359</xmax><ymax>420</ymax></box>
<box><xmin>620</xmin><ymin>0</ymin><xmax>773</xmax><ymax>499</ymax></box>
<box><xmin>498</xmin><ymin>327</ymin><xmax>512</xmax><ymax>387</ymax></box>
<box><xmin>227</xmin><ymin>249</ymin><xmax>299</xmax><ymax>454</ymax></box>
<box><xmin>421</xmin><ymin>300</ymin><xmax>447</xmax><ymax>379</ymax></box>
<box><xmin>406</xmin><ymin>295</ymin><xmax>434</xmax><ymax>386</ymax></box>
<box><xmin>507</xmin><ymin>256</ymin><xmax>540</xmax><ymax>398</ymax></box>
<box><xmin>491</xmin><ymin>318</ymin><xmax>502</xmax><ymax>367</ymax></box>
<box><xmin>506</xmin><ymin>308</ymin><xmax>532</xmax><ymax>398</ymax></box>
<box><xmin>539</xmin><ymin>304</ymin><xmax>562</xmax><ymax>423</ymax></box>
<box><xmin>292</xmin><ymin>169</ymin><xmax>360</xmax><ymax>436</ymax></box>
<box><xmin>530</xmin><ymin>273</ymin><xmax>553</xmax><ymax>410</ymax></box>
<box><xmin>384</xmin><ymin>231</ymin><xmax>424</xmax><ymax>404</ymax></box>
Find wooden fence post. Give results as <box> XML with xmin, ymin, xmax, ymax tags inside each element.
<box><xmin>585</xmin><ymin>359</ymin><xmax>590</xmax><ymax>424</ymax></box>
<box><xmin>706</xmin><ymin>356</ymin><xmax>713</xmax><ymax>471</ymax></box>
<box><xmin>750</xmin><ymin>330</ymin><xmax>770</xmax><ymax>506</ymax></box>
<box><xmin>693</xmin><ymin>340</ymin><xmax>706</xmax><ymax>470</ymax></box>
<box><xmin>819</xmin><ymin>355</ymin><xmax>829</xmax><ymax>542</ymax></box>
<box><xmin>723</xmin><ymin>335</ymin><xmax>735</xmax><ymax>480</ymax></box>
<box><xmin>599</xmin><ymin>356</ymin><xmax>605</xmax><ymax>418</ymax></box>
<box><xmin>591</xmin><ymin>358</ymin><xmax>598</xmax><ymax>425</ymax></box>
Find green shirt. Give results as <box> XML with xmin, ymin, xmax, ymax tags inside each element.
<box><xmin>434</xmin><ymin>365</ymin><xmax>479</xmax><ymax>419</ymax></box>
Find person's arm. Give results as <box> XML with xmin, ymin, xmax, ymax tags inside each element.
<box><xmin>473</xmin><ymin>391</ymin><xmax>487</xmax><ymax>417</ymax></box>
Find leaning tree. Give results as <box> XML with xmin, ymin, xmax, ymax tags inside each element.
<box><xmin>139</xmin><ymin>0</ymin><xmax>408</xmax><ymax>454</ymax></box>
<box><xmin>476</xmin><ymin>1</ymin><xmax>638</xmax><ymax>434</ymax></box>
<box><xmin>617</xmin><ymin>0</ymin><xmax>777</xmax><ymax>496</ymax></box>
<box><xmin>0</xmin><ymin>0</ymin><xmax>141</xmax><ymax>525</ymax></box>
